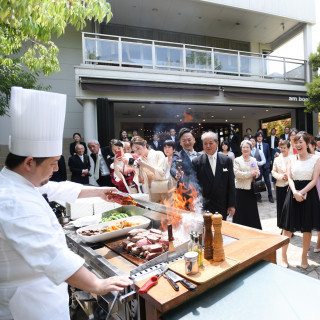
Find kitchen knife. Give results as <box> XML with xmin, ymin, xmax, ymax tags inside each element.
<box><xmin>166</xmin><ymin>270</ymin><xmax>196</xmax><ymax>291</ymax></box>
<box><xmin>160</xmin><ymin>264</ymin><xmax>179</xmax><ymax>291</ymax></box>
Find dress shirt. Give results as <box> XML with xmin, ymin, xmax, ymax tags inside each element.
<box><xmin>285</xmin><ymin>134</ymin><xmax>289</xmax><ymax>140</ymax></box>
<box><xmin>170</xmin><ymin>136</ymin><xmax>175</xmax><ymax>142</ymax></box>
<box><xmin>184</xmin><ymin>149</ymin><xmax>198</xmax><ymax>161</ymax></box>
<box><xmin>271</xmin><ymin>135</ymin><xmax>275</xmax><ymax>149</ymax></box>
<box><xmin>206</xmin><ymin>151</ymin><xmax>217</xmax><ymax>175</ymax></box>
<box><xmin>98</xmin><ymin>149</ymin><xmax>110</xmax><ymax>176</ymax></box>
<box><xmin>257</xmin><ymin>143</ymin><xmax>262</xmax><ymax>150</ymax></box>
<box><xmin>78</xmin><ymin>154</ymin><xmax>84</xmax><ymax>162</ymax></box>
<box><xmin>154</xmin><ymin>141</ymin><xmax>158</xmax><ymax>148</ymax></box>
<box><xmin>251</xmin><ymin>147</ymin><xmax>266</xmax><ymax>167</ymax></box>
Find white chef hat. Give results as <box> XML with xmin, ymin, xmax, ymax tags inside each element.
<box><xmin>9</xmin><ymin>87</ymin><xmax>67</xmax><ymax>157</ymax></box>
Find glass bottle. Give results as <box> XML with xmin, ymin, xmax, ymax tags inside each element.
<box><xmin>193</xmin><ymin>233</ymin><xmax>203</xmax><ymax>267</ymax></box>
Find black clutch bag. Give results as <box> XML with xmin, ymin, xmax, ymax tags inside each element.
<box><xmin>251</xmin><ymin>180</ymin><xmax>266</xmax><ymax>194</ymax></box>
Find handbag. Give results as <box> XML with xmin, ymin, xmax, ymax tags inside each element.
<box><xmin>251</xmin><ymin>180</ymin><xmax>266</xmax><ymax>194</ymax></box>
<box><xmin>150</xmin><ymin>180</ymin><xmax>170</xmax><ymax>193</ymax></box>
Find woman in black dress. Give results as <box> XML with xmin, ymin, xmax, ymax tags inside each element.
<box><xmin>280</xmin><ymin>132</ymin><xmax>320</xmax><ymax>269</ymax></box>
<box><xmin>233</xmin><ymin>140</ymin><xmax>261</xmax><ymax>229</ymax></box>
<box><xmin>69</xmin><ymin>132</ymin><xmax>87</xmax><ymax>156</ymax></box>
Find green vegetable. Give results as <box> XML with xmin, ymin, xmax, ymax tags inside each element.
<box><xmin>99</xmin><ymin>212</ymin><xmax>129</xmax><ymax>223</ymax></box>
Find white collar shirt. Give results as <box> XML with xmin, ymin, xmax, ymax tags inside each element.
<box><xmin>271</xmin><ymin>135</ymin><xmax>275</xmax><ymax>149</ymax></box>
<box><xmin>206</xmin><ymin>151</ymin><xmax>217</xmax><ymax>175</ymax></box>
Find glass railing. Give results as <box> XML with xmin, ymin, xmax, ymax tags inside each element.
<box><xmin>82</xmin><ymin>32</ymin><xmax>307</xmax><ymax>83</ymax></box>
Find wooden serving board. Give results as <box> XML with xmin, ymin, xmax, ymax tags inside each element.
<box><xmin>168</xmin><ymin>256</ymin><xmax>239</xmax><ymax>284</ymax></box>
<box><xmin>104</xmin><ymin>238</ymin><xmax>148</xmax><ymax>266</ymax></box>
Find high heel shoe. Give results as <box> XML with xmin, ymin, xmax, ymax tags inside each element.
<box><xmin>300</xmin><ymin>264</ymin><xmax>309</xmax><ymax>269</ymax></box>
<box><xmin>280</xmin><ymin>261</ymin><xmax>289</xmax><ymax>268</ymax></box>
<box><xmin>314</xmin><ymin>247</ymin><xmax>320</xmax><ymax>253</ymax></box>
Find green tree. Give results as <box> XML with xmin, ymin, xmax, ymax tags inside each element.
<box><xmin>0</xmin><ymin>59</ymin><xmax>51</xmax><ymax>116</ymax></box>
<box><xmin>0</xmin><ymin>0</ymin><xmax>112</xmax><ymax>75</ymax></box>
<box><xmin>305</xmin><ymin>43</ymin><xmax>320</xmax><ymax>113</ymax></box>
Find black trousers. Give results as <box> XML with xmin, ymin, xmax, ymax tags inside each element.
<box><xmin>97</xmin><ymin>174</ymin><xmax>113</xmax><ymax>187</ymax></box>
<box><xmin>256</xmin><ymin>166</ymin><xmax>272</xmax><ymax>199</ymax></box>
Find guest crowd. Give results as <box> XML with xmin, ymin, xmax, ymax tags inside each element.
<box><xmin>52</xmin><ymin>126</ymin><xmax>320</xmax><ymax>269</ymax></box>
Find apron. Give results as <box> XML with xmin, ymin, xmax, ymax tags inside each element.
<box><xmin>8</xmin><ymin>277</ymin><xmax>69</xmax><ymax>320</ymax></box>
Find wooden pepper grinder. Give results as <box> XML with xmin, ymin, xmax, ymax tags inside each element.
<box><xmin>212</xmin><ymin>213</ymin><xmax>225</xmax><ymax>262</ymax></box>
<box><xmin>203</xmin><ymin>212</ymin><xmax>213</xmax><ymax>260</ymax></box>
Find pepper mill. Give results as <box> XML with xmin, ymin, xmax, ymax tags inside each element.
<box><xmin>212</xmin><ymin>213</ymin><xmax>225</xmax><ymax>262</ymax></box>
<box><xmin>203</xmin><ymin>212</ymin><xmax>213</xmax><ymax>260</ymax></box>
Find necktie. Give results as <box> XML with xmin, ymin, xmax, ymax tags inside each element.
<box><xmin>210</xmin><ymin>155</ymin><xmax>215</xmax><ymax>176</ymax></box>
<box><xmin>258</xmin><ymin>144</ymin><xmax>261</xmax><ymax>150</ymax></box>
<box><xmin>94</xmin><ymin>154</ymin><xmax>100</xmax><ymax>180</ymax></box>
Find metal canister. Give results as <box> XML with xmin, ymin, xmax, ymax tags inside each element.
<box><xmin>184</xmin><ymin>251</ymin><xmax>199</xmax><ymax>275</ymax></box>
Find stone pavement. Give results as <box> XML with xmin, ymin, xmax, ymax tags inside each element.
<box><xmin>246</xmin><ymin>190</ymin><xmax>320</xmax><ymax>280</ymax></box>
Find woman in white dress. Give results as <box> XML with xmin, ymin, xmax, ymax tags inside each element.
<box><xmin>280</xmin><ymin>132</ymin><xmax>320</xmax><ymax>268</ymax></box>
<box><xmin>271</xmin><ymin>140</ymin><xmax>290</xmax><ymax>227</ymax></box>
<box><xmin>131</xmin><ymin>136</ymin><xmax>166</xmax><ymax>202</ymax></box>
<box><xmin>163</xmin><ymin>140</ymin><xmax>177</xmax><ymax>192</ymax></box>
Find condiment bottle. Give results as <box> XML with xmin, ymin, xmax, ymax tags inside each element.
<box><xmin>212</xmin><ymin>213</ymin><xmax>225</xmax><ymax>262</ymax></box>
<box><xmin>193</xmin><ymin>232</ymin><xmax>203</xmax><ymax>267</ymax></box>
<box><xmin>203</xmin><ymin>211</ymin><xmax>213</xmax><ymax>260</ymax></box>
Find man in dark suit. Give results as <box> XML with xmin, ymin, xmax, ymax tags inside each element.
<box><xmin>149</xmin><ymin>133</ymin><xmax>163</xmax><ymax>151</ymax></box>
<box><xmin>267</xmin><ymin>128</ymin><xmax>279</xmax><ymax>172</ymax></box>
<box><xmin>192</xmin><ymin>131</ymin><xmax>235</xmax><ymax>220</ymax></box>
<box><xmin>256</xmin><ymin>132</ymin><xmax>274</xmax><ymax>203</ymax></box>
<box><xmin>50</xmin><ymin>155</ymin><xmax>67</xmax><ymax>182</ymax></box>
<box><xmin>228</xmin><ymin>125</ymin><xmax>240</xmax><ymax>157</ymax></box>
<box><xmin>280</xmin><ymin>127</ymin><xmax>290</xmax><ymax>141</ymax></box>
<box><xmin>168</xmin><ymin>128</ymin><xmax>181</xmax><ymax>151</ymax></box>
<box><xmin>68</xmin><ymin>144</ymin><xmax>91</xmax><ymax>184</ymax></box>
<box><xmin>170</xmin><ymin>128</ymin><xmax>199</xmax><ymax>197</ymax></box>
<box><xmin>88</xmin><ymin>140</ymin><xmax>114</xmax><ymax>187</ymax></box>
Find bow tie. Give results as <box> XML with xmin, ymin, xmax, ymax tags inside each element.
<box><xmin>188</xmin><ymin>151</ymin><xmax>197</xmax><ymax>156</ymax></box>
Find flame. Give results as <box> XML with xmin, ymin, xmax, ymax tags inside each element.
<box><xmin>160</xmin><ymin>182</ymin><xmax>198</xmax><ymax>233</ymax></box>
<box><xmin>183</xmin><ymin>110</ymin><xmax>194</xmax><ymax>123</ymax></box>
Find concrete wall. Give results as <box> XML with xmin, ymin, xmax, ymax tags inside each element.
<box><xmin>203</xmin><ymin>0</ymin><xmax>316</xmax><ymax>23</ymax></box>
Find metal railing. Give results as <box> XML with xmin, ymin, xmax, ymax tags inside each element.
<box><xmin>82</xmin><ymin>32</ymin><xmax>307</xmax><ymax>83</ymax></box>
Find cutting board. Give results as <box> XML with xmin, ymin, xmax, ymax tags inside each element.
<box><xmin>168</xmin><ymin>256</ymin><xmax>239</xmax><ymax>284</ymax></box>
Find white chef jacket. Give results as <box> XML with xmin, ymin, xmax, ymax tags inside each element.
<box><xmin>0</xmin><ymin>167</ymin><xmax>85</xmax><ymax>320</ymax></box>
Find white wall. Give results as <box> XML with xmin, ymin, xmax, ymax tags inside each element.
<box><xmin>202</xmin><ymin>0</ymin><xmax>316</xmax><ymax>23</ymax></box>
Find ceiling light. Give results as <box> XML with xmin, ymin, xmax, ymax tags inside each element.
<box><xmin>243</xmin><ymin>116</ymin><xmax>246</xmax><ymax>118</ymax></box>
<box><xmin>266</xmin><ymin>109</ymin><xmax>269</xmax><ymax>112</ymax></box>
<box><xmin>138</xmin><ymin>114</ymin><xmax>142</xmax><ymax>117</ymax></box>
<box><xmin>203</xmin><ymin>119</ymin><xmax>206</xmax><ymax>122</ymax></box>
<box><xmin>198</xmin><ymin>123</ymin><xmax>201</xmax><ymax>125</ymax></box>
<box><xmin>176</xmin><ymin>115</ymin><xmax>180</xmax><ymax>117</ymax></box>
<box><xmin>188</xmin><ymin>107</ymin><xmax>192</xmax><ymax>110</ymax></box>
<box><xmin>141</xmin><ymin>105</ymin><xmax>145</xmax><ymax>108</ymax></box>
<box><xmin>229</xmin><ymin>108</ymin><xmax>232</xmax><ymax>111</ymax></box>
<box><xmin>211</xmin><ymin>115</ymin><xmax>214</xmax><ymax>118</ymax></box>
<box><xmin>225</xmin><ymin>120</ymin><xmax>228</xmax><ymax>122</ymax></box>
<box><xmin>180</xmin><ymin>119</ymin><xmax>183</xmax><ymax>122</ymax></box>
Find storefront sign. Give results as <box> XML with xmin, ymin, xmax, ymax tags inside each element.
<box><xmin>288</xmin><ymin>96</ymin><xmax>308</xmax><ymax>101</ymax></box>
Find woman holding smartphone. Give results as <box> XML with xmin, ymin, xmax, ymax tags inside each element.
<box><xmin>110</xmin><ymin>139</ymin><xmax>139</xmax><ymax>193</ymax></box>
<box><xmin>279</xmin><ymin>132</ymin><xmax>320</xmax><ymax>269</ymax></box>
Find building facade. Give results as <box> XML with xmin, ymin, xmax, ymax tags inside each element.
<box><xmin>0</xmin><ymin>0</ymin><xmax>318</xmax><ymax>147</ymax></box>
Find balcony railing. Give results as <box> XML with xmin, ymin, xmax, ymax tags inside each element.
<box><xmin>82</xmin><ymin>32</ymin><xmax>307</xmax><ymax>83</ymax></box>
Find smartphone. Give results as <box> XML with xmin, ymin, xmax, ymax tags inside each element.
<box><xmin>115</xmin><ymin>150</ymin><xmax>122</xmax><ymax>158</ymax></box>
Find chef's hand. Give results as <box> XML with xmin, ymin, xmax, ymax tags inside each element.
<box><xmin>94</xmin><ymin>276</ymin><xmax>133</xmax><ymax>295</ymax></box>
<box><xmin>66</xmin><ymin>266</ymin><xmax>132</xmax><ymax>295</ymax></box>
<box><xmin>175</xmin><ymin>170</ymin><xmax>184</xmax><ymax>180</ymax></box>
<box><xmin>78</xmin><ymin>186</ymin><xmax>118</xmax><ymax>200</ymax></box>
<box><xmin>227</xmin><ymin>206</ymin><xmax>235</xmax><ymax>218</ymax></box>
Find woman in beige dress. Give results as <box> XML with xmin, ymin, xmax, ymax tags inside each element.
<box><xmin>233</xmin><ymin>140</ymin><xmax>261</xmax><ymax>229</ymax></box>
<box><xmin>131</xmin><ymin>136</ymin><xmax>166</xmax><ymax>202</ymax></box>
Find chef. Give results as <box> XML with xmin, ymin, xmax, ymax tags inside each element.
<box><xmin>0</xmin><ymin>87</ymin><xmax>132</xmax><ymax>320</ymax></box>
